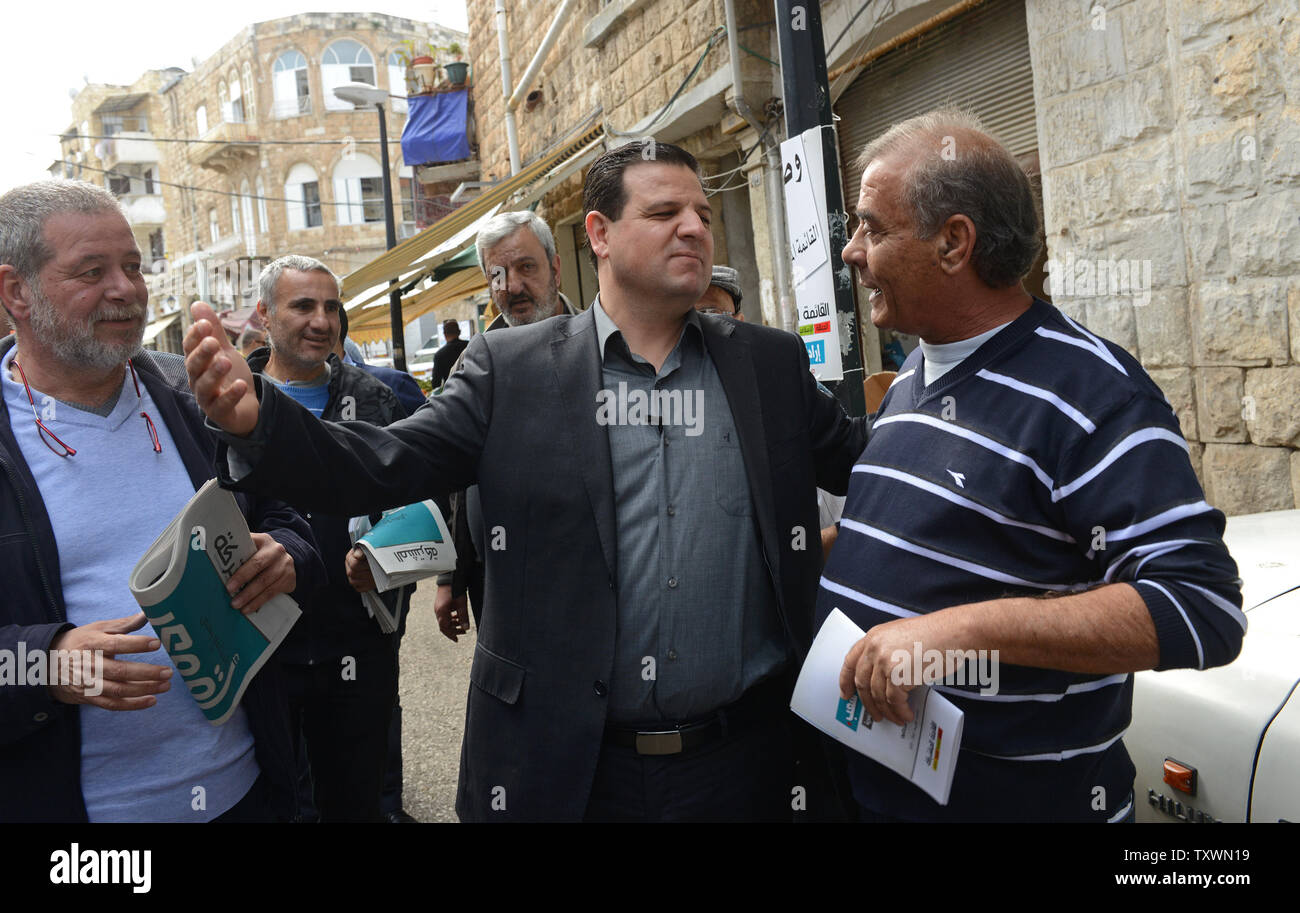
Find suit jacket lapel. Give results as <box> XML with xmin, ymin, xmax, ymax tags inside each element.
<box><xmin>702</xmin><ymin>319</ymin><xmax>782</xmax><ymax>602</ymax></box>
<box><xmin>551</xmin><ymin>308</ymin><xmax>618</xmax><ymax>582</ymax></box>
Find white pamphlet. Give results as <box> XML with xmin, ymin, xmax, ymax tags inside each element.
<box><xmin>791</xmin><ymin>608</ymin><xmax>964</xmax><ymax>805</ymax></box>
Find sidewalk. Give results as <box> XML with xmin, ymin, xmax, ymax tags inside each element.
<box><xmin>396</xmin><ymin>584</ymin><xmax>475</xmax><ymax>823</ymax></box>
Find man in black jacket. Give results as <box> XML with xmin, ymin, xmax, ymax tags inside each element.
<box><xmin>249</xmin><ymin>254</ymin><xmax>409</xmax><ymax>822</ymax></box>
<box><xmin>430</xmin><ymin>319</ymin><xmax>467</xmax><ymax>389</ymax></box>
<box><xmin>187</xmin><ymin>143</ymin><xmax>870</xmax><ymax>822</ymax></box>
<box><xmin>0</xmin><ymin>180</ymin><xmax>322</xmax><ymax>823</ymax></box>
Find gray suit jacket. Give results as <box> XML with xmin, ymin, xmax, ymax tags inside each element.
<box><xmin>216</xmin><ymin>305</ymin><xmax>869</xmax><ymax>821</ymax></box>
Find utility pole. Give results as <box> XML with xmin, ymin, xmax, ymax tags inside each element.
<box><xmin>773</xmin><ymin>0</ymin><xmax>866</xmax><ymax>417</ymax></box>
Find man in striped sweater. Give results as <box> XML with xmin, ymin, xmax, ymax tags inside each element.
<box><xmin>821</xmin><ymin>110</ymin><xmax>1243</xmax><ymax>822</ymax></box>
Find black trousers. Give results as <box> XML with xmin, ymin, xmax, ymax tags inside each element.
<box><xmin>583</xmin><ymin>708</ymin><xmax>795</xmax><ymax>823</ymax></box>
<box><xmin>284</xmin><ymin>645</ymin><xmax>398</xmax><ymax>823</ymax></box>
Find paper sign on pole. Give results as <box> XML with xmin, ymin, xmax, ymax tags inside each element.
<box><xmin>780</xmin><ymin>128</ymin><xmax>843</xmax><ymax>381</ymax></box>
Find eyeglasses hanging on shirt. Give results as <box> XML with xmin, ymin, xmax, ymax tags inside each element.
<box><xmin>11</xmin><ymin>357</ymin><xmax>161</xmax><ymax>457</ymax></box>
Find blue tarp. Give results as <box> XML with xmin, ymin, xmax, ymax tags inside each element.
<box><xmin>401</xmin><ymin>90</ymin><xmax>471</xmax><ymax>166</ymax></box>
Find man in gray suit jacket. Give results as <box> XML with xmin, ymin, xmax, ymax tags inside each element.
<box><xmin>184</xmin><ymin>142</ymin><xmax>870</xmax><ymax>822</ymax></box>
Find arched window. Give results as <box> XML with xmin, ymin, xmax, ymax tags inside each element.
<box><xmin>255</xmin><ymin>175</ymin><xmax>268</xmax><ymax>232</ymax></box>
<box><xmin>230</xmin><ymin>191</ymin><xmax>240</xmax><ymax>235</ymax></box>
<box><xmin>196</xmin><ymin>105</ymin><xmax>208</xmax><ymax>137</ymax></box>
<box><xmin>321</xmin><ymin>39</ymin><xmax>375</xmax><ymax>111</ymax></box>
<box><xmin>387</xmin><ymin>51</ymin><xmax>408</xmax><ymax>114</ymax></box>
<box><xmin>242</xmin><ymin>61</ymin><xmax>256</xmax><ymax>121</ymax></box>
<box><xmin>208</xmin><ymin>207</ymin><xmax>220</xmax><ymax>244</ymax></box>
<box><xmin>229</xmin><ymin>71</ymin><xmax>244</xmax><ymax>123</ymax></box>
<box><xmin>272</xmin><ymin>50</ymin><xmax>310</xmax><ymax>118</ymax></box>
<box><xmin>285</xmin><ymin>163</ymin><xmax>322</xmax><ymax>230</ymax></box>
<box><xmin>218</xmin><ymin>81</ymin><xmax>230</xmax><ymax>122</ymax></box>
<box><xmin>333</xmin><ymin>153</ymin><xmax>386</xmax><ymax>225</ymax></box>
<box><xmin>240</xmin><ymin>179</ymin><xmax>256</xmax><ymax>255</ymax></box>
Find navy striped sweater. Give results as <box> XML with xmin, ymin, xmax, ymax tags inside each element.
<box><xmin>815</xmin><ymin>298</ymin><xmax>1244</xmax><ymax>822</ymax></box>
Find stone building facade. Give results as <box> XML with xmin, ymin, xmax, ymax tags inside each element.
<box><xmin>58</xmin><ymin>12</ymin><xmax>466</xmax><ymax>351</ymax></box>
<box><xmin>458</xmin><ymin>0</ymin><xmax>1296</xmax><ymax>513</ymax></box>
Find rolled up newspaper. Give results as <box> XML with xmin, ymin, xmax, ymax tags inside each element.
<box><xmin>129</xmin><ymin>479</ymin><xmax>301</xmax><ymax>726</ymax></box>
<box><xmin>348</xmin><ymin>500</ymin><xmax>456</xmax><ymax>633</ymax></box>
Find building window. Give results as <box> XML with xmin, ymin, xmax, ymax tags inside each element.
<box><xmin>387</xmin><ymin>51</ymin><xmax>409</xmax><ymax>114</ymax></box>
<box><xmin>196</xmin><ymin>105</ymin><xmax>208</xmax><ymax>137</ymax></box>
<box><xmin>102</xmin><ymin>114</ymin><xmax>125</xmax><ymax>137</ymax></box>
<box><xmin>149</xmin><ymin>229</ymin><xmax>164</xmax><ymax>261</ymax></box>
<box><xmin>230</xmin><ymin>193</ymin><xmax>241</xmax><ymax>235</ymax></box>
<box><xmin>229</xmin><ymin>71</ymin><xmax>245</xmax><ymax>123</ymax></box>
<box><xmin>332</xmin><ymin>153</ymin><xmax>385</xmax><ymax>225</ymax></box>
<box><xmin>272</xmin><ymin>50</ymin><xmax>311</xmax><ymax>118</ymax></box>
<box><xmin>107</xmin><ymin>174</ymin><xmax>131</xmax><ymax>196</ymax></box>
<box><xmin>255</xmin><ymin>175</ymin><xmax>268</xmax><ymax>231</ymax></box>
<box><xmin>285</xmin><ymin>163</ymin><xmax>322</xmax><ymax>230</ymax></box>
<box><xmin>242</xmin><ymin>61</ymin><xmax>256</xmax><ymax>121</ymax></box>
<box><xmin>209</xmin><ymin>207</ymin><xmax>220</xmax><ymax>244</ymax></box>
<box><xmin>143</xmin><ymin>168</ymin><xmax>155</xmax><ymax>195</ymax></box>
<box><xmin>218</xmin><ymin>81</ymin><xmax>230</xmax><ymax>122</ymax></box>
<box><xmin>322</xmin><ymin>39</ymin><xmax>376</xmax><ymax>111</ymax></box>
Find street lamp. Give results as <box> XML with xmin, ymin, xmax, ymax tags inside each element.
<box><xmin>332</xmin><ymin>82</ymin><xmax>406</xmax><ymax>371</ymax></box>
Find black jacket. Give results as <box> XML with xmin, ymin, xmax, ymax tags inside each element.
<box><xmin>215</xmin><ymin>308</ymin><xmax>870</xmax><ymax>821</ymax></box>
<box><xmin>244</xmin><ymin>349</ymin><xmax>408</xmax><ymax>663</ymax></box>
<box><xmin>0</xmin><ymin>338</ymin><xmax>324</xmax><ymax>822</ymax></box>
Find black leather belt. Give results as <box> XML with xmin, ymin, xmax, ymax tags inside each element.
<box><xmin>603</xmin><ymin>673</ymin><xmax>790</xmax><ymax>756</ymax></box>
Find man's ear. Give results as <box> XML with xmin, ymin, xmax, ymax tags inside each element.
<box><xmin>936</xmin><ymin>214</ymin><xmax>976</xmax><ymax>275</ymax></box>
<box><xmin>255</xmin><ymin>298</ymin><xmax>269</xmax><ymax>322</ymax></box>
<box><xmin>584</xmin><ymin>211</ymin><xmax>611</xmax><ymax>265</ymax></box>
<box><xmin>0</xmin><ymin>265</ymin><xmax>35</xmax><ymax>323</ymax></box>
<box><xmin>551</xmin><ymin>254</ymin><xmax>562</xmax><ymax>290</ymax></box>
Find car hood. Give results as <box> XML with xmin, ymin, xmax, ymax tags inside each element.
<box><xmin>1222</xmin><ymin>509</ymin><xmax>1300</xmax><ymax>612</ymax></box>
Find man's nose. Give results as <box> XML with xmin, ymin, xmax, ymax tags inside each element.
<box><xmin>678</xmin><ymin>210</ymin><xmax>709</xmax><ymax>238</ymax></box>
<box><xmin>506</xmin><ymin>269</ymin><xmax>525</xmax><ymax>295</ymax></box>
<box><xmin>104</xmin><ymin>265</ymin><xmax>140</xmax><ymax>301</ymax></box>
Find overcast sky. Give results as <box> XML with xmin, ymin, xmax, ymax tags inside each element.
<box><xmin>3</xmin><ymin>1</ymin><xmax>468</xmax><ymax>194</ymax></box>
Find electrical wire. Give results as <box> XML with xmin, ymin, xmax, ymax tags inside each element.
<box><xmin>60</xmin><ymin>131</ymin><xmax>403</xmax><ymax>147</ymax></box>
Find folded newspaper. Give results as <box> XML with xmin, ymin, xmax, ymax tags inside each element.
<box><xmin>348</xmin><ymin>500</ymin><xmax>456</xmax><ymax>633</ymax></box>
<box><xmin>128</xmin><ymin>479</ymin><xmax>301</xmax><ymax>726</ymax></box>
<box><xmin>791</xmin><ymin>608</ymin><xmax>964</xmax><ymax>805</ymax></box>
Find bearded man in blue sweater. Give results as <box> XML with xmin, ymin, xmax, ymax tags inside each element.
<box><xmin>824</xmin><ymin>110</ymin><xmax>1243</xmax><ymax>822</ymax></box>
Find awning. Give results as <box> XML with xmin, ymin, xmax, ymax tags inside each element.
<box><xmin>348</xmin><ymin>267</ymin><xmax>488</xmax><ymax>342</ymax></box>
<box><xmin>93</xmin><ymin>93</ymin><xmax>149</xmax><ymax>114</ymax></box>
<box><xmin>142</xmin><ymin>312</ymin><xmax>181</xmax><ymax>344</ymax></box>
<box><xmin>340</xmin><ymin>123</ymin><xmax>606</xmax><ymax>308</ymax></box>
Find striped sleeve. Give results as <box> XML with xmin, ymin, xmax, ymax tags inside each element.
<box><xmin>1054</xmin><ymin>389</ymin><xmax>1244</xmax><ymax>672</ymax></box>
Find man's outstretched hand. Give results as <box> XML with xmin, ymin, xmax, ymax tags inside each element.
<box><xmin>184</xmin><ymin>301</ymin><xmax>260</xmax><ymax>436</ymax></box>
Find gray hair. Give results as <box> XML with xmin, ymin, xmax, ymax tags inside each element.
<box><xmin>857</xmin><ymin>108</ymin><xmax>1042</xmax><ymax>288</ymax></box>
<box><xmin>0</xmin><ymin>179</ymin><xmax>124</xmax><ymax>283</ymax></box>
<box><xmin>258</xmin><ymin>254</ymin><xmax>338</xmax><ymax>312</ymax></box>
<box><xmin>475</xmin><ymin>211</ymin><xmax>557</xmax><ymax>277</ymax></box>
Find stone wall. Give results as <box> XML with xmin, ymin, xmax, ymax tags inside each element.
<box><xmin>1027</xmin><ymin>0</ymin><xmax>1300</xmax><ymax>514</ymax></box>
<box><xmin>466</xmin><ymin>0</ymin><xmax>769</xmax><ymax>224</ymax></box>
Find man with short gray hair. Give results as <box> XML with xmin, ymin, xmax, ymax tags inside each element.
<box><xmin>824</xmin><ymin>110</ymin><xmax>1241</xmax><ymax>822</ymax></box>
<box><xmin>245</xmin><ymin>253</ymin><xmax>409</xmax><ymax>822</ymax></box>
<box><xmin>0</xmin><ymin>180</ymin><xmax>321</xmax><ymax>822</ymax></box>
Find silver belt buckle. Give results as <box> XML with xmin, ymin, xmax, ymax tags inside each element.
<box><xmin>634</xmin><ymin>729</ymin><xmax>684</xmax><ymax>755</ymax></box>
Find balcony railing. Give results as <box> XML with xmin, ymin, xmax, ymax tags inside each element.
<box><xmin>272</xmin><ymin>96</ymin><xmax>313</xmax><ymax>119</ymax></box>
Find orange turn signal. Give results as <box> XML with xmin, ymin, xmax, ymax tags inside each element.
<box><xmin>1163</xmin><ymin>758</ymin><xmax>1197</xmax><ymax>795</ymax></box>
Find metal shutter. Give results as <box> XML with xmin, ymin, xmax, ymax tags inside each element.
<box><xmin>833</xmin><ymin>0</ymin><xmax>1037</xmax><ymax>207</ymax></box>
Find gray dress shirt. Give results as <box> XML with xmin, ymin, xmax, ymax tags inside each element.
<box><xmin>592</xmin><ymin>298</ymin><xmax>789</xmax><ymax>723</ymax></box>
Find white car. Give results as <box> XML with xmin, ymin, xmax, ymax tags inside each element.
<box><xmin>1129</xmin><ymin>509</ymin><xmax>1300</xmax><ymax>823</ymax></box>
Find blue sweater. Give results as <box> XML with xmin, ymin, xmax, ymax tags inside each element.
<box><xmin>816</xmin><ymin>298</ymin><xmax>1244</xmax><ymax>822</ymax></box>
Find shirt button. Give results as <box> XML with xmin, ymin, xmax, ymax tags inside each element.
<box><xmin>667</xmin><ymin>505</ymin><xmax>676</xmax><ymax>516</ymax></box>
<box><xmin>667</xmin><ymin>649</ymin><xmax>678</xmax><ymax>661</ymax></box>
<box><xmin>667</xmin><ymin>577</ymin><xmax>678</xmax><ymax>588</ymax></box>
<box><xmin>593</xmin><ymin>680</ymin><xmax>608</xmax><ymax>697</ymax></box>
<box><xmin>33</xmin><ymin>712</ymin><xmax>48</xmax><ymax>723</ymax></box>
